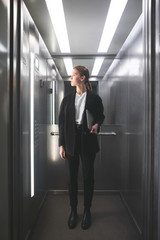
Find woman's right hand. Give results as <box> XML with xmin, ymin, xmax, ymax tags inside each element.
<box><xmin>60</xmin><ymin>146</ymin><xmax>66</xmax><ymax>160</ymax></box>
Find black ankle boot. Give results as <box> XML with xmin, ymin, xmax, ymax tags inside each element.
<box><xmin>81</xmin><ymin>208</ymin><xmax>91</xmax><ymax>230</ymax></box>
<box><xmin>68</xmin><ymin>208</ymin><xmax>77</xmax><ymax>229</ymax></box>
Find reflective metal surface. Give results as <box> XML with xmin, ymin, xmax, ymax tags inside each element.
<box><xmin>153</xmin><ymin>0</ymin><xmax>160</xmax><ymax>239</ymax></box>
<box><xmin>24</xmin><ymin>0</ymin><xmax>142</xmax><ymax>78</ymax></box>
<box><xmin>1</xmin><ymin>1</ymin><xmax>159</xmax><ymax>239</ymax></box>
<box><xmin>100</xmin><ymin>15</ymin><xmax>144</xmax><ymax>233</ymax></box>
<box><xmin>0</xmin><ymin>0</ymin><xmax>10</xmax><ymax>239</ymax></box>
<box><xmin>19</xmin><ymin>4</ymin><xmax>60</xmax><ymax>239</ymax></box>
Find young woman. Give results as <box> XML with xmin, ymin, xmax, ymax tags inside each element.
<box><xmin>59</xmin><ymin>66</ymin><xmax>105</xmax><ymax>230</ymax></box>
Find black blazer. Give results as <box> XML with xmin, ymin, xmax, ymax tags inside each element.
<box><xmin>58</xmin><ymin>89</ymin><xmax>105</xmax><ymax>156</ymax></box>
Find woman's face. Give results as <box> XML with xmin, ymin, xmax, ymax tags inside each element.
<box><xmin>70</xmin><ymin>68</ymin><xmax>84</xmax><ymax>87</ymax></box>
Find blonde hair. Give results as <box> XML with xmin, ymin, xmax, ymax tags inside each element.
<box><xmin>74</xmin><ymin>65</ymin><xmax>92</xmax><ymax>91</ymax></box>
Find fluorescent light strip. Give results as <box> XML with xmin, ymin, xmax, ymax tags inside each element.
<box><xmin>98</xmin><ymin>0</ymin><xmax>128</xmax><ymax>53</ymax></box>
<box><xmin>52</xmin><ymin>81</ymin><xmax>55</xmax><ymax>124</ymax></box>
<box><xmin>91</xmin><ymin>0</ymin><xmax>128</xmax><ymax>76</ymax></box>
<box><xmin>46</xmin><ymin>0</ymin><xmax>70</xmax><ymax>53</ymax></box>
<box><xmin>63</xmin><ymin>58</ymin><xmax>73</xmax><ymax>76</ymax></box>
<box><xmin>45</xmin><ymin>0</ymin><xmax>73</xmax><ymax>75</ymax></box>
<box><xmin>30</xmin><ymin>53</ymin><xmax>35</xmax><ymax>198</ymax></box>
<box><xmin>91</xmin><ymin>58</ymin><xmax>104</xmax><ymax>76</ymax></box>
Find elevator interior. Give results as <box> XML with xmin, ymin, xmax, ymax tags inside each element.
<box><xmin>22</xmin><ymin>0</ymin><xmax>144</xmax><ymax>238</ymax></box>
<box><xmin>1</xmin><ymin>0</ymin><xmax>160</xmax><ymax>240</ymax></box>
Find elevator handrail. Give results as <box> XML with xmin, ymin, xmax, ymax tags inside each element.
<box><xmin>98</xmin><ymin>131</ymin><xmax>116</xmax><ymax>136</ymax></box>
<box><xmin>50</xmin><ymin>131</ymin><xmax>116</xmax><ymax>136</ymax></box>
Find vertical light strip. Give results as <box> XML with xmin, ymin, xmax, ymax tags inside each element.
<box><xmin>45</xmin><ymin>0</ymin><xmax>73</xmax><ymax>75</ymax></box>
<box><xmin>30</xmin><ymin>52</ymin><xmax>35</xmax><ymax>198</ymax></box>
<box><xmin>91</xmin><ymin>0</ymin><xmax>128</xmax><ymax>76</ymax></box>
<box><xmin>52</xmin><ymin>81</ymin><xmax>55</xmax><ymax>124</ymax></box>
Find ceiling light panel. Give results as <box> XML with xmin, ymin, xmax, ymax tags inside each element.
<box><xmin>98</xmin><ymin>0</ymin><xmax>128</xmax><ymax>53</ymax></box>
<box><xmin>45</xmin><ymin>0</ymin><xmax>70</xmax><ymax>53</ymax></box>
<box><xmin>45</xmin><ymin>0</ymin><xmax>73</xmax><ymax>75</ymax></box>
<box><xmin>91</xmin><ymin>58</ymin><xmax>104</xmax><ymax>76</ymax></box>
<box><xmin>91</xmin><ymin>0</ymin><xmax>128</xmax><ymax>76</ymax></box>
<box><xmin>63</xmin><ymin>58</ymin><xmax>73</xmax><ymax>76</ymax></box>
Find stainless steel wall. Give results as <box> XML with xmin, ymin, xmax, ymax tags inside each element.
<box><xmin>100</xmin><ymin>15</ymin><xmax>144</xmax><ymax>232</ymax></box>
<box><xmin>20</xmin><ymin>4</ymin><xmax>58</xmax><ymax>239</ymax></box>
<box><xmin>46</xmin><ymin>66</ymin><xmax>65</xmax><ymax>189</ymax></box>
<box><xmin>0</xmin><ymin>0</ymin><xmax>10</xmax><ymax>239</ymax></box>
<box><xmin>153</xmin><ymin>0</ymin><xmax>160</xmax><ymax>239</ymax></box>
<box><xmin>0</xmin><ymin>0</ymin><xmax>156</xmax><ymax>239</ymax></box>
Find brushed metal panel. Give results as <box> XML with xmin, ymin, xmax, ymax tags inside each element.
<box><xmin>21</xmin><ymin>6</ymin><xmax>36</xmax><ymax>238</ymax></box>
<box><xmin>47</xmin><ymin>124</ymin><xmax>68</xmax><ymax>190</ymax></box>
<box><xmin>21</xmin><ymin>4</ymin><xmax>55</xmax><ymax>239</ymax></box>
<box><xmin>100</xmin><ymin>16</ymin><xmax>144</xmax><ymax>231</ymax></box>
<box><xmin>0</xmin><ymin>0</ymin><xmax>10</xmax><ymax>239</ymax></box>
<box><xmin>153</xmin><ymin>0</ymin><xmax>160</xmax><ymax>239</ymax></box>
<box><xmin>94</xmin><ymin>125</ymin><xmax>122</xmax><ymax>190</ymax></box>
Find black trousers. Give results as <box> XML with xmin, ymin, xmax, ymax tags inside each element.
<box><xmin>67</xmin><ymin>125</ymin><xmax>96</xmax><ymax>209</ymax></box>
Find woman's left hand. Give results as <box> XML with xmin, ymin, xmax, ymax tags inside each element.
<box><xmin>90</xmin><ymin>123</ymin><xmax>98</xmax><ymax>134</ymax></box>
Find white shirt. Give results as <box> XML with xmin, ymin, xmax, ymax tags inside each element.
<box><xmin>75</xmin><ymin>91</ymin><xmax>87</xmax><ymax>124</ymax></box>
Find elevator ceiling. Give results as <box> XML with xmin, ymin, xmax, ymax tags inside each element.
<box><xmin>24</xmin><ymin>0</ymin><xmax>142</xmax><ymax>78</ymax></box>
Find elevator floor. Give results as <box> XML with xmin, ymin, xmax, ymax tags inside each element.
<box><xmin>29</xmin><ymin>193</ymin><xmax>142</xmax><ymax>240</ymax></box>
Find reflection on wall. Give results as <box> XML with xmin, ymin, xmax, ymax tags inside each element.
<box><xmin>0</xmin><ymin>0</ymin><xmax>10</xmax><ymax>239</ymax></box>
<box><xmin>99</xmin><ymin>14</ymin><xmax>144</xmax><ymax>232</ymax></box>
<box><xmin>21</xmin><ymin>3</ymin><xmax>64</xmax><ymax>238</ymax></box>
